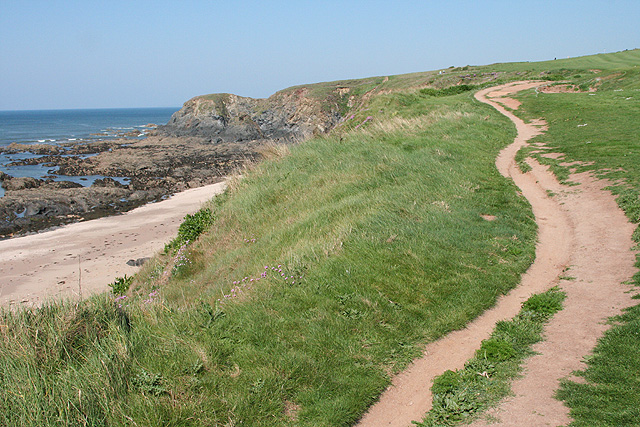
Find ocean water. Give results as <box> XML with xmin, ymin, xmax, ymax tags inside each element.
<box><xmin>0</xmin><ymin>107</ymin><xmax>177</xmax><ymax>198</ymax></box>
<box><xmin>0</xmin><ymin>107</ymin><xmax>177</xmax><ymax>146</ymax></box>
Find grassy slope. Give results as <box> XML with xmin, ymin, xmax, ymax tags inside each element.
<box><xmin>131</xmin><ymin>91</ymin><xmax>537</xmax><ymax>426</ymax></box>
<box><xmin>0</xmin><ymin>49</ymin><xmax>638</xmax><ymax>426</ymax></box>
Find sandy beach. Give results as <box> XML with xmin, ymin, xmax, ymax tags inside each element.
<box><xmin>0</xmin><ymin>181</ymin><xmax>226</xmax><ymax>306</ymax></box>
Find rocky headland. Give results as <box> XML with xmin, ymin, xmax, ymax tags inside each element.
<box><xmin>0</xmin><ymin>83</ymin><xmax>356</xmax><ymax>238</ymax></box>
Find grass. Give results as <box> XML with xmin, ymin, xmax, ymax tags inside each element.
<box><xmin>556</xmin><ymin>299</ymin><xmax>640</xmax><ymax>426</ymax></box>
<box><xmin>0</xmin><ymin>85</ymin><xmax>537</xmax><ymax>426</ymax></box>
<box><xmin>1</xmin><ymin>49</ymin><xmax>639</xmax><ymax>426</ymax></box>
<box><xmin>415</xmin><ymin>288</ymin><xmax>566</xmax><ymax>426</ymax></box>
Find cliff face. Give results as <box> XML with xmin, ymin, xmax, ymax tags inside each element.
<box><xmin>158</xmin><ymin>87</ymin><xmax>343</xmax><ymax>143</ymax></box>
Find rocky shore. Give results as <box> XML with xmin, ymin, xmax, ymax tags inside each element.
<box><xmin>0</xmin><ymin>135</ymin><xmax>260</xmax><ymax>238</ymax></box>
<box><xmin>1</xmin><ymin>84</ymin><xmax>347</xmax><ymax>238</ymax></box>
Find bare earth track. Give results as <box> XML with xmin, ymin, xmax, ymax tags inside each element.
<box><xmin>357</xmin><ymin>82</ymin><xmax>638</xmax><ymax>426</ymax></box>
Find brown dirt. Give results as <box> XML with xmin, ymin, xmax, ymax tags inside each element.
<box><xmin>538</xmin><ymin>84</ymin><xmax>596</xmax><ymax>94</ymax></box>
<box><xmin>0</xmin><ymin>182</ymin><xmax>226</xmax><ymax>306</ymax></box>
<box><xmin>356</xmin><ymin>81</ymin><xmax>637</xmax><ymax>426</ymax></box>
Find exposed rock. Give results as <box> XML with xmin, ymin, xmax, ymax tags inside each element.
<box><xmin>0</xmin><ymin>134</ymin><xmax>256</xmax><ymax>238</ymax></box>
<box><xmin>2</xmin><ymin>177</ymin><xmax>42</xmax><ymax>191</ymax></box>
<box><xmin>158</xmin><ymin>88</ymin><xmax>343</xmax><ymax>142</ymax></box>
<box><xmin>42</xmin><ymin>181</ymin><xmax>83</xmax><ymax>190</ymax></box>
<box><xmin>92</xmin><ymin>177</ymin><xmax>126</xmax><ymax>188</ymax></box>
<box><xmin>126</xmin><ymin>257</ymin><xmax>150</xmax><ymax>267</ymax></box>
<box><xmin>1</xmin><ymin>143</ymin><xmax>64</xmax><ymax>155</ymax></box>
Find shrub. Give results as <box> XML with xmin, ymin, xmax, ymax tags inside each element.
<box><xmin>420</xmin><ymin>85</ymin><xmax>477</xmax><ymax>97</ymax></box>
<box><xmin>108</xmin><ymin>274</ymin><xmax>133</xmax><ymax>295</ymax></box>
<box><xmin>164</xmin><ymin>206</ymin><xmax>215</xmax><ymax>253</ymax></box>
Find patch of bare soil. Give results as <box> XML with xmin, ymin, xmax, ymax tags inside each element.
<box><xmin>538</xmin><ymin>84</ymin><xmax>595</xmax><ymax>93</ymax></box>
<box><xmin>356</xmin><ymin>81</ymin><xmax>637</xmax><ymax>426</ymax></box>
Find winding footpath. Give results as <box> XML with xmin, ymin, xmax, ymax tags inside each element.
<box><xmin>357</xmin><ymin>82</ymin><xmax>638</xmax><ymax>426</ymax></box>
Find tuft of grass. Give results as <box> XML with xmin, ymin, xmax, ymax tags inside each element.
<box><xmin>515</xmin><ymin>145</ymin><xmax>533</xmax><ymax>173</ymax></box>
<box><xmin>415</xmin><ymin>287</ymin><xmax>566</xmax><ymax>426</ymax></box>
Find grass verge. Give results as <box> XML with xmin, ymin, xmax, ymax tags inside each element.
<box><xmin>414</xmin><ymin>287</ymin><xmax>566</xmax><ymax>426</ymax></box>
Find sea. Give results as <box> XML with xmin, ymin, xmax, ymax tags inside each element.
<box><xmin>0</xmin><ymin>107</ymin><xmax>178</xmax><ymax>198</ymax></box>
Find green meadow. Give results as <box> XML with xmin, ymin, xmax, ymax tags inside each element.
<box><xmin>1</xmin><ymin>49</ymin><xmax>638</xmax><ymax>426</ymax></box>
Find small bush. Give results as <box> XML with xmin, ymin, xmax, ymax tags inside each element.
<box><xmin>420</xmin><ymin>85</ymin><xmax>477</xmax><ymax>97</ymax></box>
<box><xmin>108</xmin><ymin>274</ymin><xmax>133</xmax><ymax>295</ymax></box>
<box><xmin>164</xmin><ymin>206</ymin><xmax>215</xmax><ymax>253</ymax></box>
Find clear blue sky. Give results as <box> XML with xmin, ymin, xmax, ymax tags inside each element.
<box><xmin>1</xmin><ymin>0</ymin><xmax>638</xmax><ymax>110</ymax></box>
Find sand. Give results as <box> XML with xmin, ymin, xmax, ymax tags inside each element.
<box><xmin>0</xmin><ymin>181</ymin><xmax>226</xmax><ymax>306</ymax></box>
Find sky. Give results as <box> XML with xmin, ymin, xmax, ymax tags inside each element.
<box><xmin>1</xmin><ymin>0</ymin><xmax>638</xmax><ymax>111</ymax></box>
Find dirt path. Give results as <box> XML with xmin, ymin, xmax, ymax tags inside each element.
<box><xmin>357</xmin><ymin>82</ymin><xmax>638</xmax><ymax>426</ymax></box>
<box><xmin>0</xmin><ymin>181</ymin><xmax>226</xmax><ymax>306</ymax></box>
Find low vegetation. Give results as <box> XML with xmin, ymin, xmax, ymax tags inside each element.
<box><xmin>416</xmin><ymin>288</ymin><xmax>565</xmax><ymax>426</ymax></box>
<box><xmin>0</xmin><ymin>49</ymin><xmax>639</xmax><ymax>426</ymax></box>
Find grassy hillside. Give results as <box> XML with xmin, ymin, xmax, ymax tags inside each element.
<box><xmin>1</xmin><ymin>49</ymin><xmax>638</xmax><ymax>426</ymax></box>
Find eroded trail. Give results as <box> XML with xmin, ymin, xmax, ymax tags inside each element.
<box><xmin>357</xmin><ymin>82</ymin><xmax>637</xmax><ymax>426</ymax></box>
<box><xmin>470</xmin><ymin>85</ymin><xmax>637</xmax><ymax>426</ymax></box>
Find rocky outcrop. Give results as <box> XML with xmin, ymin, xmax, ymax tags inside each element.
<box><xmin>158</xmin><ymin>88</ymin><xmax>343</xmax><ymax>142</ymax></box>
<box><xmin>0</xmin><ymin>79</ymin><xmax>380</xmax><ymax>238</ymax></box>
<box><xmin>0</xmin><ymin>135</ymin><xmax>258</xmax><ymax>238</ymax></box>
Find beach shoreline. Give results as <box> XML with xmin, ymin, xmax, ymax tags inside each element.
<box><xmin>0</xmin><ymin>181</ymin><xmax>226</xmax><ymax>306</ymax></box>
